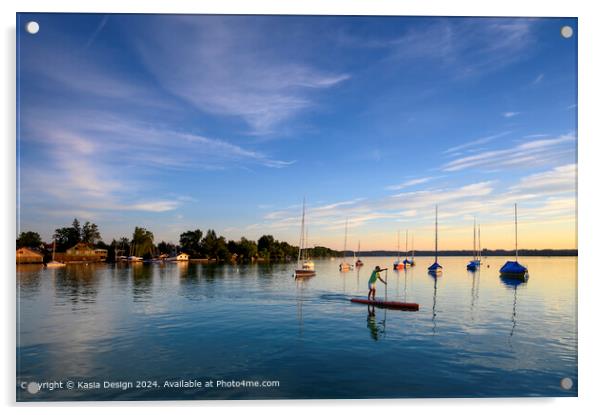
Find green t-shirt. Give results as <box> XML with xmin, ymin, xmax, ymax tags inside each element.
<box><xmin>369</xmin><ymin>271</ymin><xmax>380</xmax><ymax>284</ymax></box>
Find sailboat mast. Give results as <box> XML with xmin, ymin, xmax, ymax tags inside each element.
<box><xmin>478</xmin><ymin>224</ymin><xmax>481</xmax><ymax>260</ymax></box>
<box><xmin>297</xmin><ymin>198</ymin><xmax>306</xmax><ymax>266</ymax></box>
<box><xmin>405</xmin><ymin>229</ymin><xmax>409</xmax><ymax>260</ymax></box>
<box><xmin>514</xmin><ymin>203</ymin><xmax>518</xmax><ymax>262</ymax></box>
<box><xmin>397</xmin><ymin>230</ymin><xmax>400</xmax><ymax>260</ymax></box>
<box><xmin>343</xmin><ymin>218</ymin><xmax>348</xmax><ymax>261</ymax></box>
<box><xmin>473</xmin><ymin>217</ymin><xmax>476</xmax><ymax>260</ymax></box>
<box><xmin>435</xmin><ymin>205</ymin><xmax>439</xmax><ymax>263</ymax></box>
<box><xmin>411</xmin><ymin>234</ymin><xmax>415</xmax><ymax>260</ymax></box>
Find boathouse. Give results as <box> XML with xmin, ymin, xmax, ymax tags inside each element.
<box><xmin>16</xmin><ymin>247</ymin><xmax>44</xmax><ymax>264</ymax></box>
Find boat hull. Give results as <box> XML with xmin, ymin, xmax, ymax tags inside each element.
<box><xmin>295</xmin><ymin>269</ymin><xmax>316</xmax><ymax>278</ymax></box>
<box><xmin>499</xmin><ymin>261</ymin><xmax>528</xmax><ymax>279</ymax></box>
<box><xmin>350</xmin><ymin>298</ymin><xmax>419</xmax><ymax>311</ymax></box>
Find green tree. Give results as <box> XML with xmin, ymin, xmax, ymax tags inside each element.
<box><xmin>131</xmin><ymin>227</ymin><xmax>155</xmax><ymax>258</ymax></box>
<box><xmin>239</xmin><ymin>237</ymin><xmax>258</xmax><ymax>261</ymax></box>
<box><xmin>72</xmin><ymin>218</ymin><xmax>82</xmax><ymax>239</ymax></box>
<box><xmin>81</xmin><ymin>221</ymin><xmax>101</xmax><ymax>244</ymax></box>
<box><xmin>179</xmin><ymin>229</ymin><xmax>203</xmax><ymax>257</ymax></box>
<box><xmin>157</xmin><ymin>241</ymin><xmax>176</xmax><ymax>255</ymax></box>
<box><xmin>16</xmin><ymin>231</ymin><xmax>42</xmax><ymax>248</ymax></box>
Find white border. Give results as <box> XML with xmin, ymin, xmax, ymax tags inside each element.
<box><xmin>2</xmin><ymin>1</ymin><xmax>601</xmax><ymax>414</ymax></box>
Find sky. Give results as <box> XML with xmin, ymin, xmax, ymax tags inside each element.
<box><xmin>16</xmin><ymin>14</ymin><xmax>577</xmax><ymax>250</ymax></box>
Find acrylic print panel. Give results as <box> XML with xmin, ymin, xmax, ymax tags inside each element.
<box><xmin>16</xmin><ymin>13</ymin><xmax>577</xmax><ymax>401</ymax></box>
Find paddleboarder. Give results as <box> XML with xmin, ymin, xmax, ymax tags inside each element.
<box><xmin>368</xmin><ymin>266</ymin><xmax>387</xmax><ymax>301</ymax></box>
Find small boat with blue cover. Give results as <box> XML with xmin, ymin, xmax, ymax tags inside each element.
<box><xmin>499</xmin><ymin>204</ymin><xmax>528</xmax><ymax>280</ymax></box>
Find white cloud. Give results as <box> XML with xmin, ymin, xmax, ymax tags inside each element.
<box><xmin>385</xmin><ymin>176</ymin><xmax>437</xmax><ymax>190</ymax></box>
<box><xmin>510</xmin><ymin>164</ymin><xmax>576</xmax><ymax>194</ymax></box>
<box><xmin>443</xmin><ymin>131</ymin><xmax>512</xmax><ymax>154</ymax></box>
<box><xmin>132</xmin><ymin>16</ymin><xmax>350</xmax><ymax>135</ymax></box>
<box><xmin>502</xmin><ymin>111</ymin><xmax>520</xmax><ymax>118</ymax></box>
<box><xmin>442</xmin><ymin>134</ymin><xmax>575</xmax><ymax>172</ymax></box>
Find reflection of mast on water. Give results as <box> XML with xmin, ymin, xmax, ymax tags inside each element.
<box><xmin>500</xmin><ymin>276</ymin><xmax>527</xmax><ymax>347</ymax></box>
<box><xmin>469</xmin><ymin>268</ymin><xmax>480</xmax><ymax>323</ymax></box>
<box><xmin>510</xmin><ymin>284</ymin><xmax>518</xmax><ymax>338</ymax></box>
<box><xmin>296</xmin><ymin>278</ymin><xmax>306</xmax><ymax>337</ymax></box>
<box><xmin>431</xmin><ymin>276</ymin><xmax>438</xmax><ymax>335</ymax></box>
<box><xmin>404</xmin><ymin>269</ymin><xmax>408</xmax><ymax>303</ymax></box>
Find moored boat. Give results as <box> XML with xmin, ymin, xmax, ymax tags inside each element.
<box><xmin>467</xmin><ymin>218</ymin><xmax>480</xmax><ymax>271</ymax></box>
<box><xmin>339</xmin><ymin>218</ymin><xmax>353</xmax><ymax>272</ymax></box>
<box><xmin>499</xmin><ymin>204</ymin><xmax>528</xmax><ymax>280</ymax></box>
<box><xmin>393</xmin><ymin>230</ymin><xmax>405</xmax><ymax>270</ymax></box>
<box><xmin>294</xmin><ymin>199</ymin><xmax>316</xmax><ymax>278</ymax></box>
<box><xmin>355</xmin><ymin>241</ymin><xmax>364</xmax><ymax>267</ymax></box>
<box><xmin>45</xmin><ymin>240</ymin><xmax>66</xmax><ymax>267</ymax></box>
<box><xmin>428</xmin><ymin>205</ymin><xmax>443</xmax><ymax>276</ymax></box>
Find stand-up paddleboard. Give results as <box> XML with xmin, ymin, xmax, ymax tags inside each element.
<box><xmin>350</xmin><ymin>298</ymin><xmax>419</xmax><ymax>311</ymax></box>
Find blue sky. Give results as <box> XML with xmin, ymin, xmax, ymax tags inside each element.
<box><xmin>17</xmin><ymin>14</ymin><xmax>577</xmax><ymax>250</ymax></box>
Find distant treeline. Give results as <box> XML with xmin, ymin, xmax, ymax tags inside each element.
<box><xmin>16</xmin><ymin>218</ymin><xmax>577</xmax><ymax>264</ymax></box>
<box><xmin>351</xmin><ymin>249</ymin><xmax>578</xmax><ymax>257</ymax></box>
<box><xmin>16</xmin><ymin>218</ymin><xmax>339</xmax><ymax>263</ymax></box>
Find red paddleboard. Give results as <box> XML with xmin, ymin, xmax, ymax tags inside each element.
<box><xmin>350</xmin><ymin>298</ymin><xmax>419</xmax><ymax>311</ymax></box>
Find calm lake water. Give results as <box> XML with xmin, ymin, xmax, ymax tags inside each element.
<box><xmin>16</xmin><ymin>256</ymin><xmax>577</xmax><ymax>401</ymax></box>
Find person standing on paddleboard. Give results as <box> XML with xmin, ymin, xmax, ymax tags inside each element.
<box><xmin>368</xmin><ymin>266</ymin><xmax>387</xmax><ymax>300</ymax></box>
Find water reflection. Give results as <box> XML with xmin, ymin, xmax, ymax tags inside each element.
<box><xmin>500</xmin><ymin>275</ymin><xmax>528</xmax><ymax>341</ymax></box>
<box><xmin>55</xmin><ymin>264</ymin><xmax>100</xmax><ymax>306</ymax></box>
<box><xmin>430</xmin><ymin>274</ymin><xmax>439</xmax><ymax>335</ymax></box>
<box><xmin>131</xmin><ymin>263</ymin><xmax>153</xmax><ymax>302</ymax></box>
<box><xmin>469</xmin><ymin>269</ymin><xmax>480</xmax><ymax>322</ymax></box>
<box><xmin>295</xmin><ymin>277</ymin><xmax>308</xmax><ymax>337</ymax></box>
<box><xmin>16</xmin><ymin>265</ymin><xmax>43</xmax><ymax>297</ymax></box>
<box><xmin>366</xmin><ymin>305</ymin><xmax>386</xmax><ymax>341</ymax></box>
<box><xmin>16</xmin><ymin>257</ymin><xmax>577</xmax><ymax>400</ymax></box>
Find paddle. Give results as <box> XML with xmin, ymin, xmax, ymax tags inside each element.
<box><xmin>385</xmin><ymin>268</ymin><xmax>388</xmax><ymax>302</ymax></box>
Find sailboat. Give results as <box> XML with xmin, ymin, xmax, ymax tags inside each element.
<box><xmin>46</xmin><ymin>239</ymin><xmax>66</xmax><ymax>268</ymax></box>
<box><xmin>402</xmin><ymin>230</ymin><xmax>414</xmax><ymax>267</ymax></box>
<box><xmin>339</xmin><ymin>218</ymin><xmax>353</xmax><ymax>272</ymax></box>
<box><xmin>427</xmin><ymin>205</ymin><xmax>443</xmax><ymax>276</ymax></box>
<box><xmin>467</xmin><ymin>218</ymin><xmax>480</xmax><ymax>271</ymax></box>
<box><xmin>355</xmin><ymin>241</ymin><xmax>364</xmax><ymax>267</ymax></box>
<box><xmin>294</xmin><ymin>199</ymin><xmax>316</xmax><ymax>278</ymax></box>
<box><xmin>393</xmin><ymin>230</ymin><xmax>404</xmax><ymax>270</ymax></box>
<box><xmin>499</xmin><ymin>204</ymin><xmax>528</xmax><ymax>279</ymax></box>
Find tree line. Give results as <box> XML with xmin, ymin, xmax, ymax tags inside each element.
<box><xmin>16</xmin><ymin>218</ymin><xmax>340</xmax><ymax>263</ymax></box>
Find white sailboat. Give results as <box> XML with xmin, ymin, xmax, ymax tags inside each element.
<box><xmin>339</xmin><ymin>218</ymin><xmax>353</xmax><ymax>272</ymax></box>
<box><xmin>428</xmin><ymin>205</ymin><xmax>443</xmax><ymax>276</ymax></box>
<box><xmin>295</xmin><ymin>199</ymin><xmax>315</xmax><ymax>278</ymax></box>
<box><xmin>46</xmin><ymin>239</ymin><xmax>66</xmax><ymax>268</ymax></box>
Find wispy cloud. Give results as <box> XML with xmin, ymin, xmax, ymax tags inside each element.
<box><xmin>510</xmin><ymin>164</ymin><xmax>576</xmax><ymax>194</ymax></box>
<box><xmin>385</xmin><ymin>176</ymin><xmax>437</xmax><ymax>190</ymax></box>
<box><xmin>380</xmin><ymin>18</ymin><xmax>538</xmax><ymax>79</ymax></box>
<box><xmin>532</xmin><ymin>73</ymin><xmax>544</xmax><ymax>85</ymax></box>
<box><xmin>442</xmin><ymin>133</ymin><xmax>576</xmax><ymax>172</ymax></box>
<box><xmin>443</xmin><ymin>131</ymin><xmax>512</xmax><ymax>154</ymax></box>
<box><xmin>131</xmin><ymin>16</ymin><xmax>350</xmax><ymax>135</ymax></box>
<box><xmin>502</xmin><ymin>111</ymin><xmax>520</xmax><ymax>118</ymax></box>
